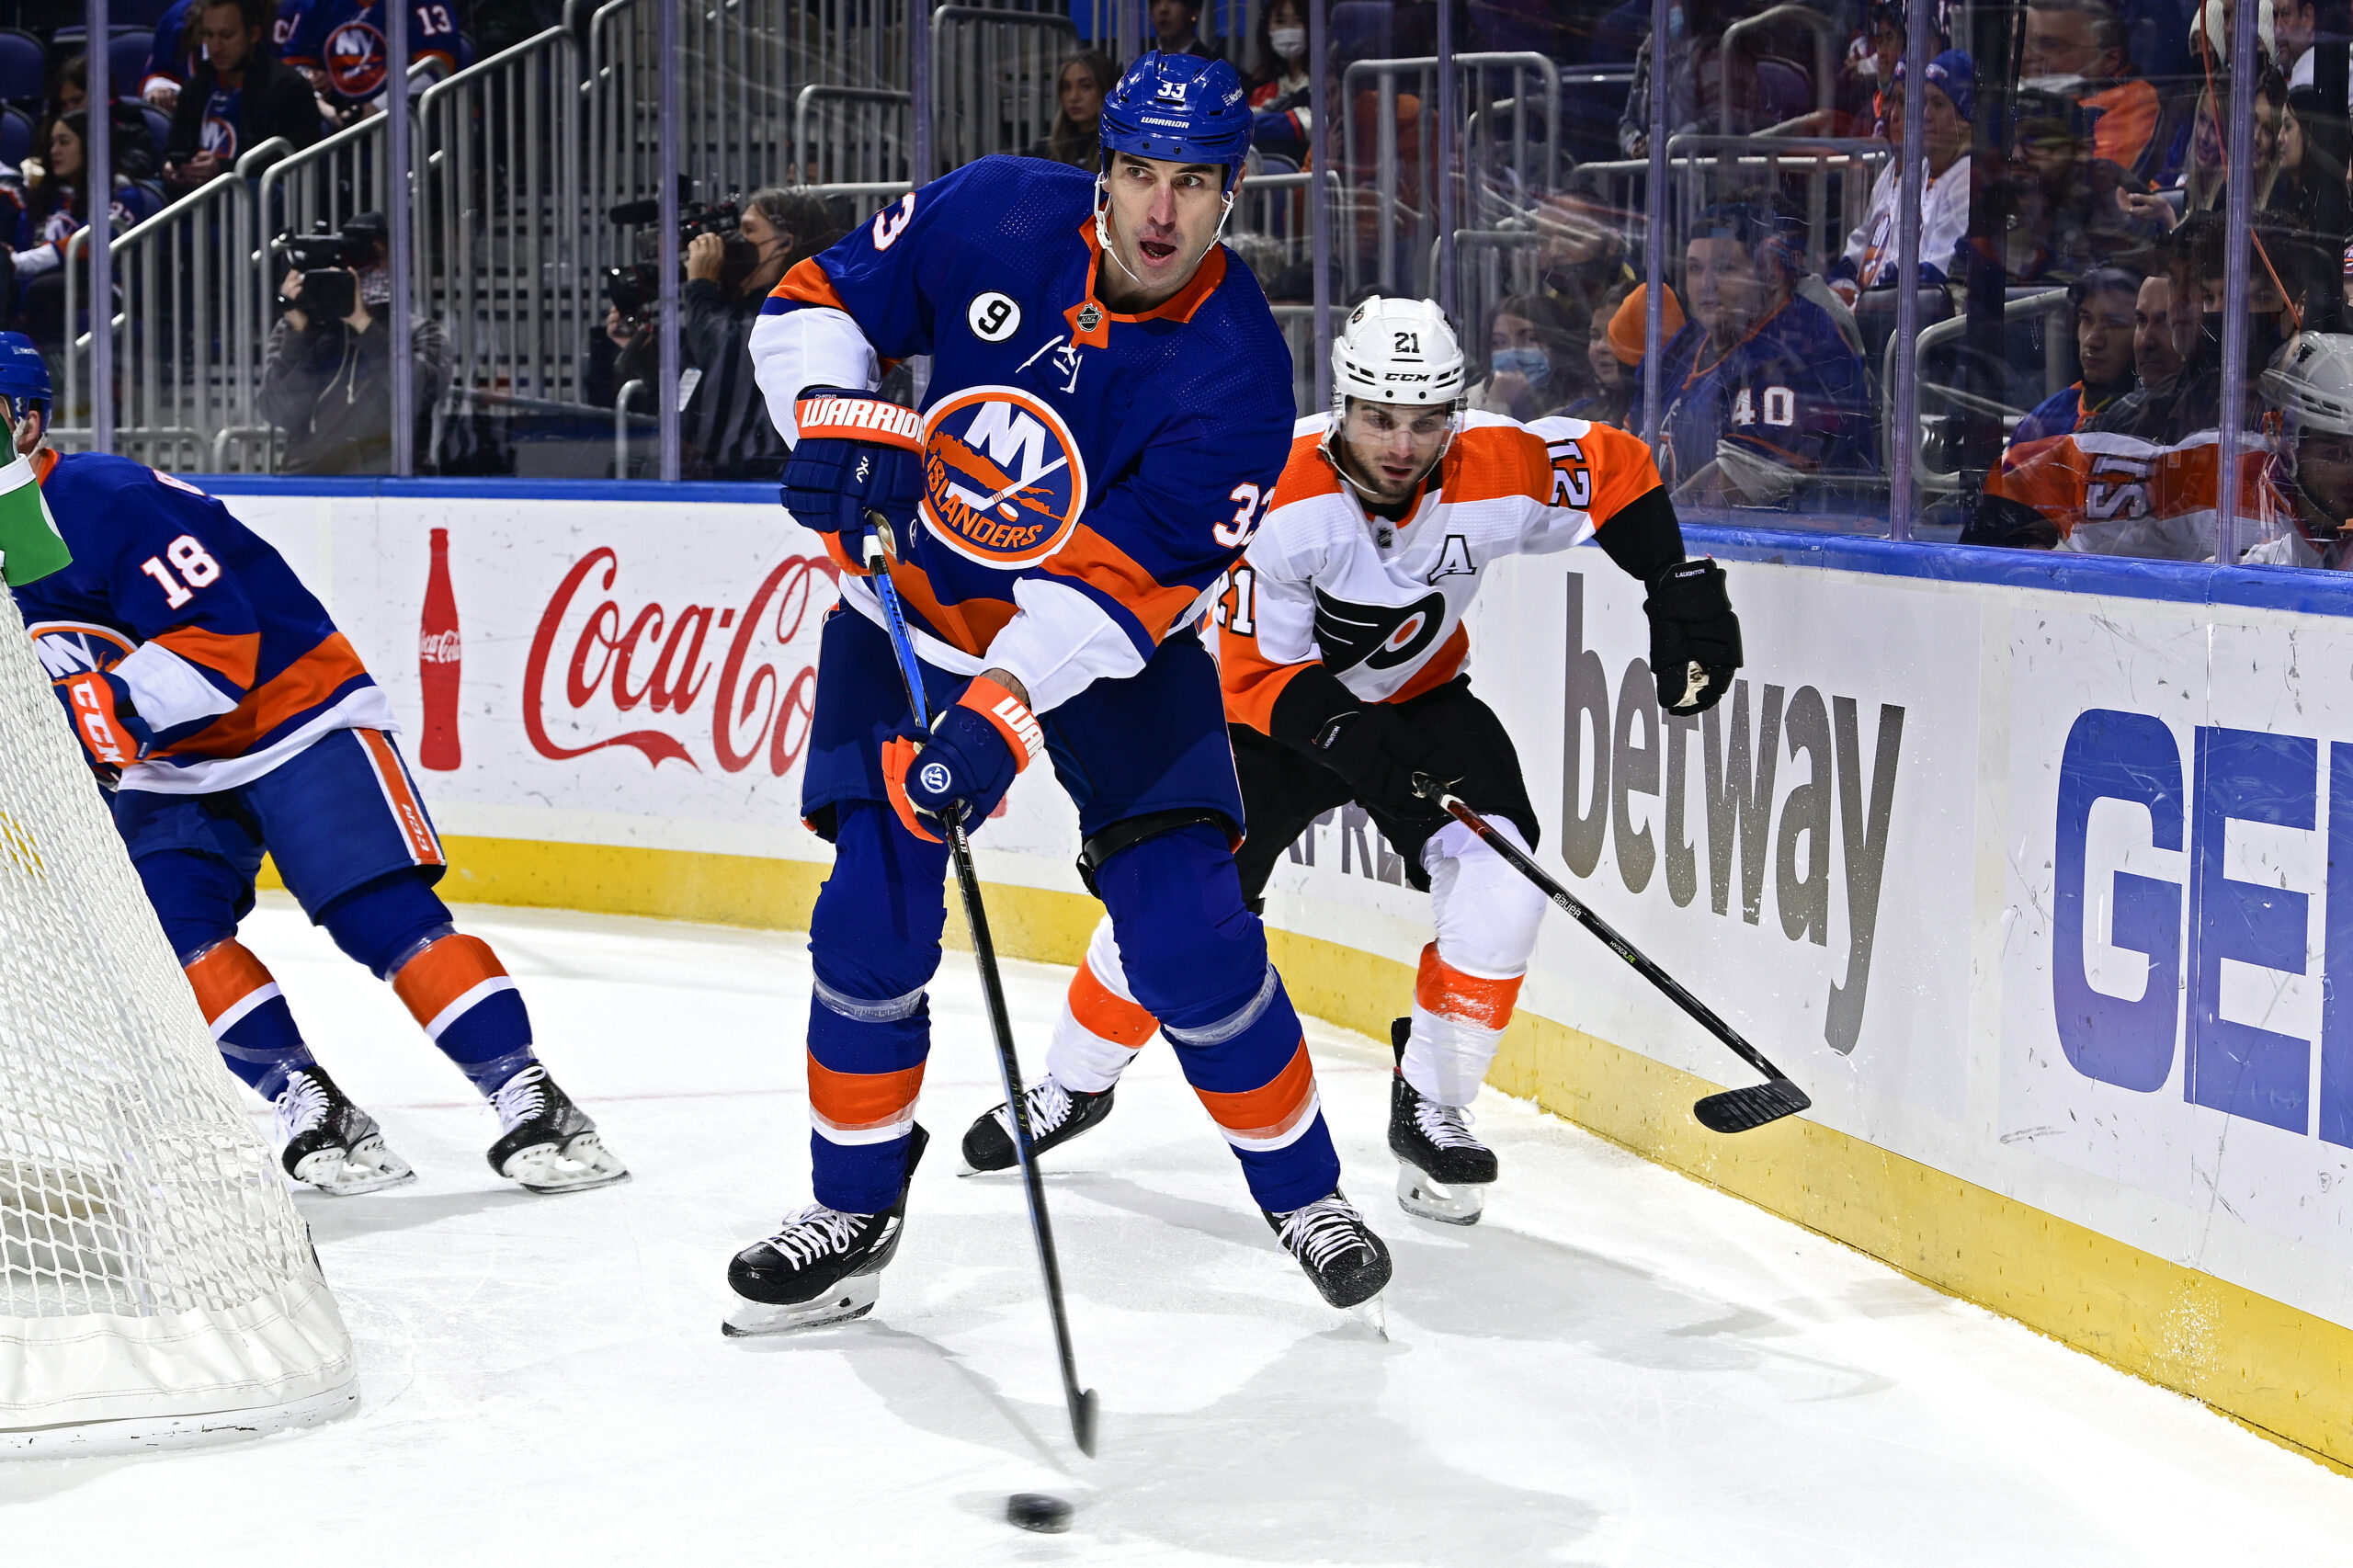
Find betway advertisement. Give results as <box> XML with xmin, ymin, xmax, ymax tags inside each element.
<box><xmin>219</xmin><ymin>488</ymin><xmax>2353</xmax><ymax>1334</ymax></box>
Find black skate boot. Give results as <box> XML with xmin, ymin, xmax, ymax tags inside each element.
<box><xmin>960</xmin><ymin>1075</ymin><xmax>1117</xmax><ymax>1173</ymax></box>
<box><xmin>1389</xmin><ymin>1017</ymin><xmax>1498</xmax><ymax>1225</ymax></box>
<box><xmin>486</xmin><ymin>1063</ymin><xmax>631</xmax><ymax>1194</ymax></box>
<box><xmin>275</xmin><ymin>1065</ymin><xmax>415</xmax><ymax>1196</ymax></box>
<box><xmin>1265</xmin><ymin>1188</ymin><xmax>1392</xmax><ymax>1313</ymax></box>
<box><xmin>723</xmin><ymin>1126</ymin><xmax>930</xmax><ymax>1336</ymax></box>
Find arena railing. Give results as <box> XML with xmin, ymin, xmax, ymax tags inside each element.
<box><xmin>927</xmin><ymin>6</ymin><xmax>1077</xmax><ymax>178</ymax></box>
<box><xmin>794</xmin><ymin>86</ymin><xmax>915</xmax><ymax>187</ymax></box>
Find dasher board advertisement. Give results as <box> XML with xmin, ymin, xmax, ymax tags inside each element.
<box><xmin>215</xmin><ymin>486</ymin><xmax>2353</xmax><ymax>1335</ymax></box>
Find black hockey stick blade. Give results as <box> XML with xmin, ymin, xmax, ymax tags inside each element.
<box><xmin>1072</xmin><ymin>1385</ymin><xmax>1099</xmax><ymax>1457</ymax></box>
<box><xmin>1692</xmin><ymin>1078</ymin><xmax>1812</xmax><ymax>1134</ymax></box>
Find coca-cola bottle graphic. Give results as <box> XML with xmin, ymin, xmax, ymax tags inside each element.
<box><xmin>419</xmin><ymin>528</ymin><xmax>462</xmax><ymax>770</ymax></box>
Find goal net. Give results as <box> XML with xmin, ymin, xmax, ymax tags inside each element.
<box><xmin>0</xmin><ymin>585</ymin><xmax>355</xmax><ymax>1453</ymax></box>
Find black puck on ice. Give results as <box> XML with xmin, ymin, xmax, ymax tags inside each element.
<box><xmin>1006</xmin><ymin>1493</ymin><xmax>1073</xmax><ymax>1533</ymax></box>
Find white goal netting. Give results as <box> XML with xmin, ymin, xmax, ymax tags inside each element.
<box><xmin>0</xmin><ymin>585</ymin><xmax>354</xmax><ymax>1451</ymax></box>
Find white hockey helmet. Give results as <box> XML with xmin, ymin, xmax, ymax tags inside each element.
<box><xmin>2263</xmin><ymin>331</ymin><xmax>2353</xmax><ymax>533</ymax></box>
<box><xmin>1330</xmin><ymin>295</ymin><xmax>1468</xmax><ymax>411</ymax></box>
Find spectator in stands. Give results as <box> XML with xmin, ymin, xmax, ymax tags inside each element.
<box><xmin>1149</xmin><ymin>0</ymin><xmax>1215</xmax><ymax>59</ymax></box>
<box><xmin>1833</xmin><ymin>0</ymin><xmax>1906</xmax><ymax>140</ymax></box>
<box><xmin>162</xmin><ymin>0</ymin><xmax>324</xmax><ymax>196</ymax></box>
<box><xmin>41</xmin><ymin>53</ymin><xmax>86</xmax><ymax>122</ymax></box>
<box><xmin>142</xmin><ymin>0</ymin><xmax>199</xmax><ymax>114</ymax></box>
<box><xmin>259</xmin><ymin>210</ymin><xmax>449</xmax><ymax>473</ymax></box>
<box><xmin>1531</xmin><ymin>204</ymin><xmax>1638</xmax><ymax>333</ymax></box>
<box><xmin>2022</xmin><ymin>0</ymin><xmax>2164</xmax><ymax>182</ymax></box>
<box><xmin>1028</xmin><ymin>51</ymin><xmax>1116</xmax><ymax>170</ymax></box>
<box><xmin>2011</xmin><ymin>268</ymin><xmax>2143</xmax><ymax>443</ymax></box>
<box><xmin>608</xmin><ymin>187</ymin><xmax>838</xmax><ymax>480</ymax></box>
<box><xmin>1828</xmin><ymin>50</ymin><xmax>1972</xmax><ymax>306</ymax></box>
<box><xmin>10</xmin><ymin>110</ymin><xmax>159</xmax><ymax>350</ymax></box>
<box><xmin>1561</xmin><ymin>286</ymin><xmax>1639</xmax><ymax>428</ymax></box>
<box><xmin>2175</xmin><ymin>69</ymin><xmax>2290</xmax><ymax>226</ymax></box>
<box><xmin>2004</xmin><ymin>87</ymin><xmax>2163</xmax><ymax>281</ymax></box>
<box><xmin>1249</xmin><ymin>0</ymin><xmax>1310</xmax><ymax>108</ymax></box>
<box><xmin>2264</xmin><ymin>85</ymin><xmax>2345</xmax><ymax>233</ymax></box>
<box><xmin>1655</xmin><ymin>200</ymin><xmax>1874</xmax><ymax>508</ymax></box>
<box><xmin>1618</xmin><ymin>0</ymin><xmax>1774</xmax><ymax>159</ymax></box>
<box><xmin>1468</xmin><ymin>292</ymin><xmax>1578</xmax><ymax>421</ymax></box>
<box><xmin>28</xmin><ymin>63</ymin><xmax>154</xmax><ymax>182</ymax></box>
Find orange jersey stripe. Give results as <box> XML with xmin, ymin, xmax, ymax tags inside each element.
<box><xmin>1042</xmin><ymin>524</ymin><xmax>1201</xmax><ymax>644</ymax></box>
<box><xmin>1192</xmin><ymin>1040</ymin><xmax>1318</xmax><ymax>1141</ymax></box>
<box><xmin>185</xmin><ymin>939</ymin><xmax>278</xmax><ymax>1024</ymax></box>
<box><xmin>883</xmin><ymin>559</ymin><xmax>1019</xmax><ymax>658</ymax></box>
<box><xmin>153</xmin><ymin>626</ymin><xmax>261</xmax><ymax>688</ymax></box>
<box><xmin>1069</xmin><ymin>960</ymin><xmax>1159</xmax><ymax>1048</ymax></box>
<box><xmin>807</xmin><ymin>1059</ymin><xmax>927</xmax><ymax>1132</ymax></box>
<box><xmin>1219</xmin><ymin>614</ymin><xmax>1315</xmax><ymax>733</ymax></box>
<box><xmin>769</xmin><ymin>256</ymin><xmax>849</xmax><ymax>312</ymax></box>
<box><xmin>391</xmin><ymin>934</ymin><xmax>507</xmax><ymax>1022</ymax></box>
<box><xmin>358</xmin><ymin>729</ymin><xmax>444</xmax><ymax>867</ymax></box>
<box><xmin>1415</xmin><ymin>943</ymin><xmax>1524</xmax><ymax>1030</ymax></box>
<box><xmin>153</xmin><ymin>632</ymin><xmax>372</xmax><ymax>759</ymax></box>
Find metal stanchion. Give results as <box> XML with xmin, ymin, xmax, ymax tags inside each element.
<box><xmin>1642</xmin><ymin>0</ymin><xmax>1669</xmax><ymax>448</ymax></box>
<box><xmin>2217</xmin><ymin>0</ymin><xmax>2260</xmax><ymax>564</ymax></box>
<box><xmin>656</xmin><ymin>0</ymin><xmax>680</xmax><ymax>482</ymax></box>
<box><xmin>87</xmin><ymin>0</ymin><xmax>111</xmax><ymax>452</ymax></box>
<box><xmin>1434</xmin><ymin>0</ymin><xmax>1456</xmax><ymax>320</ymax></box>
<box><xmin>1309</xmin><ymin>0</ymin><xmax>1332</xmax><ymax>408</ymax></box>
<box><xmin>389</xmin><ymin>0</ymin><xmax>413</xmax><ymax>475</ymax></box>
<box><xmin>1887</xmin><ymin>0</ymin><xmax>1931</xmax><ymax>540</ymax></box>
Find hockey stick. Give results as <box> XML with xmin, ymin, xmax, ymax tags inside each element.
<box><xmin>860</xmin><ymin>515</ymin><xmax>1100</xmax><ymax>1458</ymax></box>
<box><xmin>1411</xmin><ymin>774</ymin><xmax>1811</xmax><ymax>1134</ymax></box>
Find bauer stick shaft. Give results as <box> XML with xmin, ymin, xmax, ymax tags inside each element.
<box><xmin>1411</xmin><ymin>773</ymin><xmax>1810</xmax><ymax>1135</ymax></box>
<box><xmin>862</xmin><ymin>517</ymin><xmax>1099</xmax><ymax>1456</ymax></box>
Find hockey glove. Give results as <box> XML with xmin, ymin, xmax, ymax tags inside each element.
<box><xmin>780</xmin><ymin>388</ymin><xmax>926</xmax><ymax>550</ymax></box>
<box><xmin>55</xmin><ymin>669</ymin><xmax>153</xmax><ymax>771</ymax></box>
<box><xmin>1306</xmin><ymin>704</ymin><xmax>1447</xmax><ymax>826</ymax></box>
<box><xmin>881</xmin><ymin>676</ymin><xmax>1046</xmax><ymax>844</ymax></box>
<box><xmin>1643</xmin><ymin>559</ymin><xmax>1742</xmax><ymax>715</ymax></box>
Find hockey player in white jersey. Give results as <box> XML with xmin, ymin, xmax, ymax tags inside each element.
<box><xmin>961</xmin><ymin>297</ymin><xmax>1744</xmax><ymax>1223</ymax></box>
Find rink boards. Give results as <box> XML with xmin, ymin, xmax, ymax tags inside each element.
<box><xmin>213</xmin><ymin>479</ymin><xmax>2353</xmax><ymax>1470</ymax></box>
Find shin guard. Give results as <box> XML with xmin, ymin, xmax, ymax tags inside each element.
<box><xmin>185</xmin><ymin>939</ymin><xmax>314</xmax><ymax>1099</ymax></box>
<box><xmin>389</xmin><ymin>934</ymin><xmax>539</xmax><ymax>1094</ymax></box>
<box><xmin>1044</xmin><ymin>915</ymin><xmax>1161</xmax><ymax>1094</ymax></box>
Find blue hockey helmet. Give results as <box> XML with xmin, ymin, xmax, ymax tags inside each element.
<box><xmin>0</xmin><ymin>332</ymin><xmax>51</xmax><ymax>422</ymax></box>
<box><xmin>1098</xmin><ymin>51</ymin><xmax>1253</xmax><ymax>188</ymax></box>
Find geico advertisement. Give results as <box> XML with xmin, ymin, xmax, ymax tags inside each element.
<box><xmin>2002</xmin><ymin>602</ymin><xmax>2353</xmax><ymax>1289</ymax></box>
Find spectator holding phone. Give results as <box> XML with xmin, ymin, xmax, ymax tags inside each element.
<box><xmin>163</xmin><ymin>0</ymin><xmax>324</xmax><ymax>196</ymax></box>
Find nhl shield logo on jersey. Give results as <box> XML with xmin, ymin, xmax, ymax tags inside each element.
<box><xmin>919</xmin><ymin>385</ymin><xmax>1089</xmax><ymax>570</ymax></box>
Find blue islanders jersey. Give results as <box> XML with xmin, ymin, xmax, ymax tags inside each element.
<box><xmin>285</xmin><ymin>0</ymin><xmax>464</xmax><ymax>98</ymax></box>
<box><xmin>1654</xmin><ymin>290</ymin><xmax>1874</xmax><ymax>496</ymax></box>
<box><xmin>751</xmin><ymin>155</ymin><xmax>1296</xmax><ymax>713</ymax></box>
<box><xmin>7</xmin><ymin>452</ymin><xmax>392</xmax><ymax>793</ymax></box>
<box><xmin>141</xmin><ymin>0</ymin><xmax>196</xmax><ymax>95</ymax></box>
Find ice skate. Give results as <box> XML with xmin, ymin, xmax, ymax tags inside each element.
<box><xmin>1266</xmin><ymin>1187</ymin><xmax>1391</xmax><ymax>1312</ymax></box>
<box><xmin>275</xmin><ymin>1065</ymin><xmax>416</xmax><ymax>1196</ymax></box>
<box><xmin>486</xmin><ymin>1064</ymin><xmax>631</xmax><ymax>1194</ymax></box>
<box><xmin>960</xmin><ymin>1074</ymin><xmax>1116</xmax><ymax>1173</ymax></box>
<box><xmin>1389</xmin><ymin>1017</ymin><xmax>1497</xmax><ymax>1225</ymax></box>
<box><xmin>723</xmin><ymin>1126</ymin><xmax>929</xmax><ymax>1336</ymax></box>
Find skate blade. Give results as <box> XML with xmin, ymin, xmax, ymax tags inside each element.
<box><xmin>502</xmin><ymin>1132</ymin><xmax>631</xmax><ymax>1195</ymax></box>
<box><xmin>721</xmin><ymin>1275</ymin><xmax>881</xmax><ymax>1337</ymax></box>
<box><xmin>290</xmin><ymin>1140</ymin><xmax>417</xmax><ymax>1197</ymax></box>
<box><xmin>1351</xmin><ymin>1294</ymin><xmax>1390</xmax><ymax>1340</ymax></box>
<box><xmin>1395</xmin><ymin>1163</ymin><xmax>1484</xmax><ymax>1225</ymax></box>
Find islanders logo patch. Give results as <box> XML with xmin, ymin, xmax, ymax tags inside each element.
<box><xmin>920</xmin><ymin>386</ymin><xmax>1088</xmax><ymax>570</ymax></box>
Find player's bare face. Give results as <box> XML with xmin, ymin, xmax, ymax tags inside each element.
<box><xmin>1098</xmin><ymin>153</ymin><xmax>1227</xmax><ymax>312</ymax></box>
<box><xmin>1685</xmin><ymin>238</ymin><xmax>1771</xmax><ymax>347</ymax></box>
<box><xmin>1336</xmin><ymin>399</ymin><xmax>1449</xmax><ymax>505</ymax></box>
<box><xmin>2298</xmin><ymin>432</ymin><xmax>2353</xmax><ymax>526</ymax></box>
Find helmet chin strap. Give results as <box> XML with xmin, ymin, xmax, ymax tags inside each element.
<box><xmin>1092</xmin><ymin>176</ymin><xmax>1235</xmax><ymax>294</ymax></box>
<box><xmin>1321</xmin><ymin>423</ymin><xmax>1449</xmax><ymax>510</ymax></box>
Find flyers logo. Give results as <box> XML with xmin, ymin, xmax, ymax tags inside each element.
<box><xmin>324</xmin><ymin>21</ymin><xmax>389</xmax><ymax>97</ymax></box>
<box><xmin>919</xmin><ymin>385</ymin><xmax>1089</xmax><ymax>570</ymax></box>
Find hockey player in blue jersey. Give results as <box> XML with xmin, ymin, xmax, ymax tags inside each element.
<box><xmin>722</xmin><ymin>51</ymin><xmax>1392</xmax><ymax>1333</ymax></box>
<box><xmin>1656</xmin><ymin>201</ymin><xmax>1874</xmax><ymax>511</ymax></box>
<box><xmin>0</xmin><ymin>336</ymin><xmax>628</xmax><ymax>1199</ymax></box>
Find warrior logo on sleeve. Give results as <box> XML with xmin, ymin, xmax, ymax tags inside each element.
<box><xmin>919</xmin><ymin>385</ymin><xmax>1090</xmax><ymax>570</ymax></box>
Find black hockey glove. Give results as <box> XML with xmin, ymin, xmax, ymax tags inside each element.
<box><xmin>779</xmin><ymin>388</ymin><xmax>924</xmax><ymax>540</ymax></box>
<box><xmin>1643</xmin><ymin>558</ymin><xmax>1742</xmax><ymax>715</ymax></box>
<box><xmin>1305</xmin><ymin>705</ymin><xmax>1449</xmax><ymax>825</ymax></box>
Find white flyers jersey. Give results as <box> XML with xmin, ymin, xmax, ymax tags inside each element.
<box><xmin>1212</xmin><ymin>410</ymin><xmax>1664</xmax><ymax>728</ymax></box>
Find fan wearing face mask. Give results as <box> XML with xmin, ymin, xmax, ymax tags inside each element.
<box><xmin>1468</xmin><ymin>292</ymin><xmax>1578</xmax><ymax>423</ymax></box>
<box><xmin>1245</xmin><ymin>0</ymin><xmax>1313</xmax><ymax>164</ymax></box>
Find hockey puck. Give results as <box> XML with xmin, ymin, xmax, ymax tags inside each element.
<box><xmin>1006</xmin><ymin>1493</ymin><xmax>1073</xmax><ymax>1533</ymax></box>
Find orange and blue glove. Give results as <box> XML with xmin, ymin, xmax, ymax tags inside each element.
<box><xmin>782</xmin><ymin>388</ymin><xmax>925</xmax><ymax>551</ymax></box>
<box><xmin>55</xmin><ymin>669</ymin><xmax>153</xmax><ymax>773</ymax></box>
<box><xmin>881</xmin><ymin>676</ymin><xmax>1045</xmax><ymax>843</ymax></box>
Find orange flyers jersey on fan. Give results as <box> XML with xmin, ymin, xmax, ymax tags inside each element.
<box><xmin>1212</xmin><ymin>410</ymin><xmax>1661</xmax><ymax>732</ymax></box>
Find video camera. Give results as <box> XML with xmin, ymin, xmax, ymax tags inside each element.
<box><xmin>269</xmin><ymin>224</ymin><xmax>378</xmax><ymax>323</ymax></box>
<box><xmin>602</xmin><ymin>194</ymin><xmax>760</xmax><ymax>326</ymax></box>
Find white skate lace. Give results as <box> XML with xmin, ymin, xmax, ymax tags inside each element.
<box><xmin>1413</xmin><ymin>1096</ymin><xmax>1483</xmax><ymax>1152</ymax></box>
<box><xmin>764</xmin><ymin>1205</ymin><xmax>868</xmax><ymax>1268</ymax></box>
<box><xmin>1276</xmin><ymin>1195</ymin><xmax>1370</xmax><ymax>1272</ymax></box>
<box><xmin>275</xmin><ymin>1071</ymin><xmax>330</xmax><ymax>1141</ymax></box>
<box><xmin>490</xmin><ymin>1064</ymin><xmax>551</xmax><ymax>1132</ymax></box>
<box><xmin>1001</xmin><ymin>1076</ymin><xmax>1074</xmax><ymax>1141</ymax></box>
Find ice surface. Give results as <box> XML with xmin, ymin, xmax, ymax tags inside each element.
<box><xmin>5</xmin><ymin>895</ymin><xmax>2350</xmax><ymax>1564</ymax></box>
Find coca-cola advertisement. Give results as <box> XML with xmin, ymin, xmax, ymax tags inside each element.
<box><xmin>219</xmin><ymin>494</ymin><xmax>1083</xmax><ymax>875</ymax></box>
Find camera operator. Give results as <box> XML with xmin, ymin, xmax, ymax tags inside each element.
<box><xmin>600</xmin><ymin>187</ymin><xmax>841</xmax><ymax>480</ymax></box>
<box><xmin>258</xmin><ymin>210</ymin><xmax>449</xmax><ymax>473</ymax></box>
<box><xmin>163</xmin><ymin>0</ymin><xmax>324</xmax><ymax>197</ymax></box>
